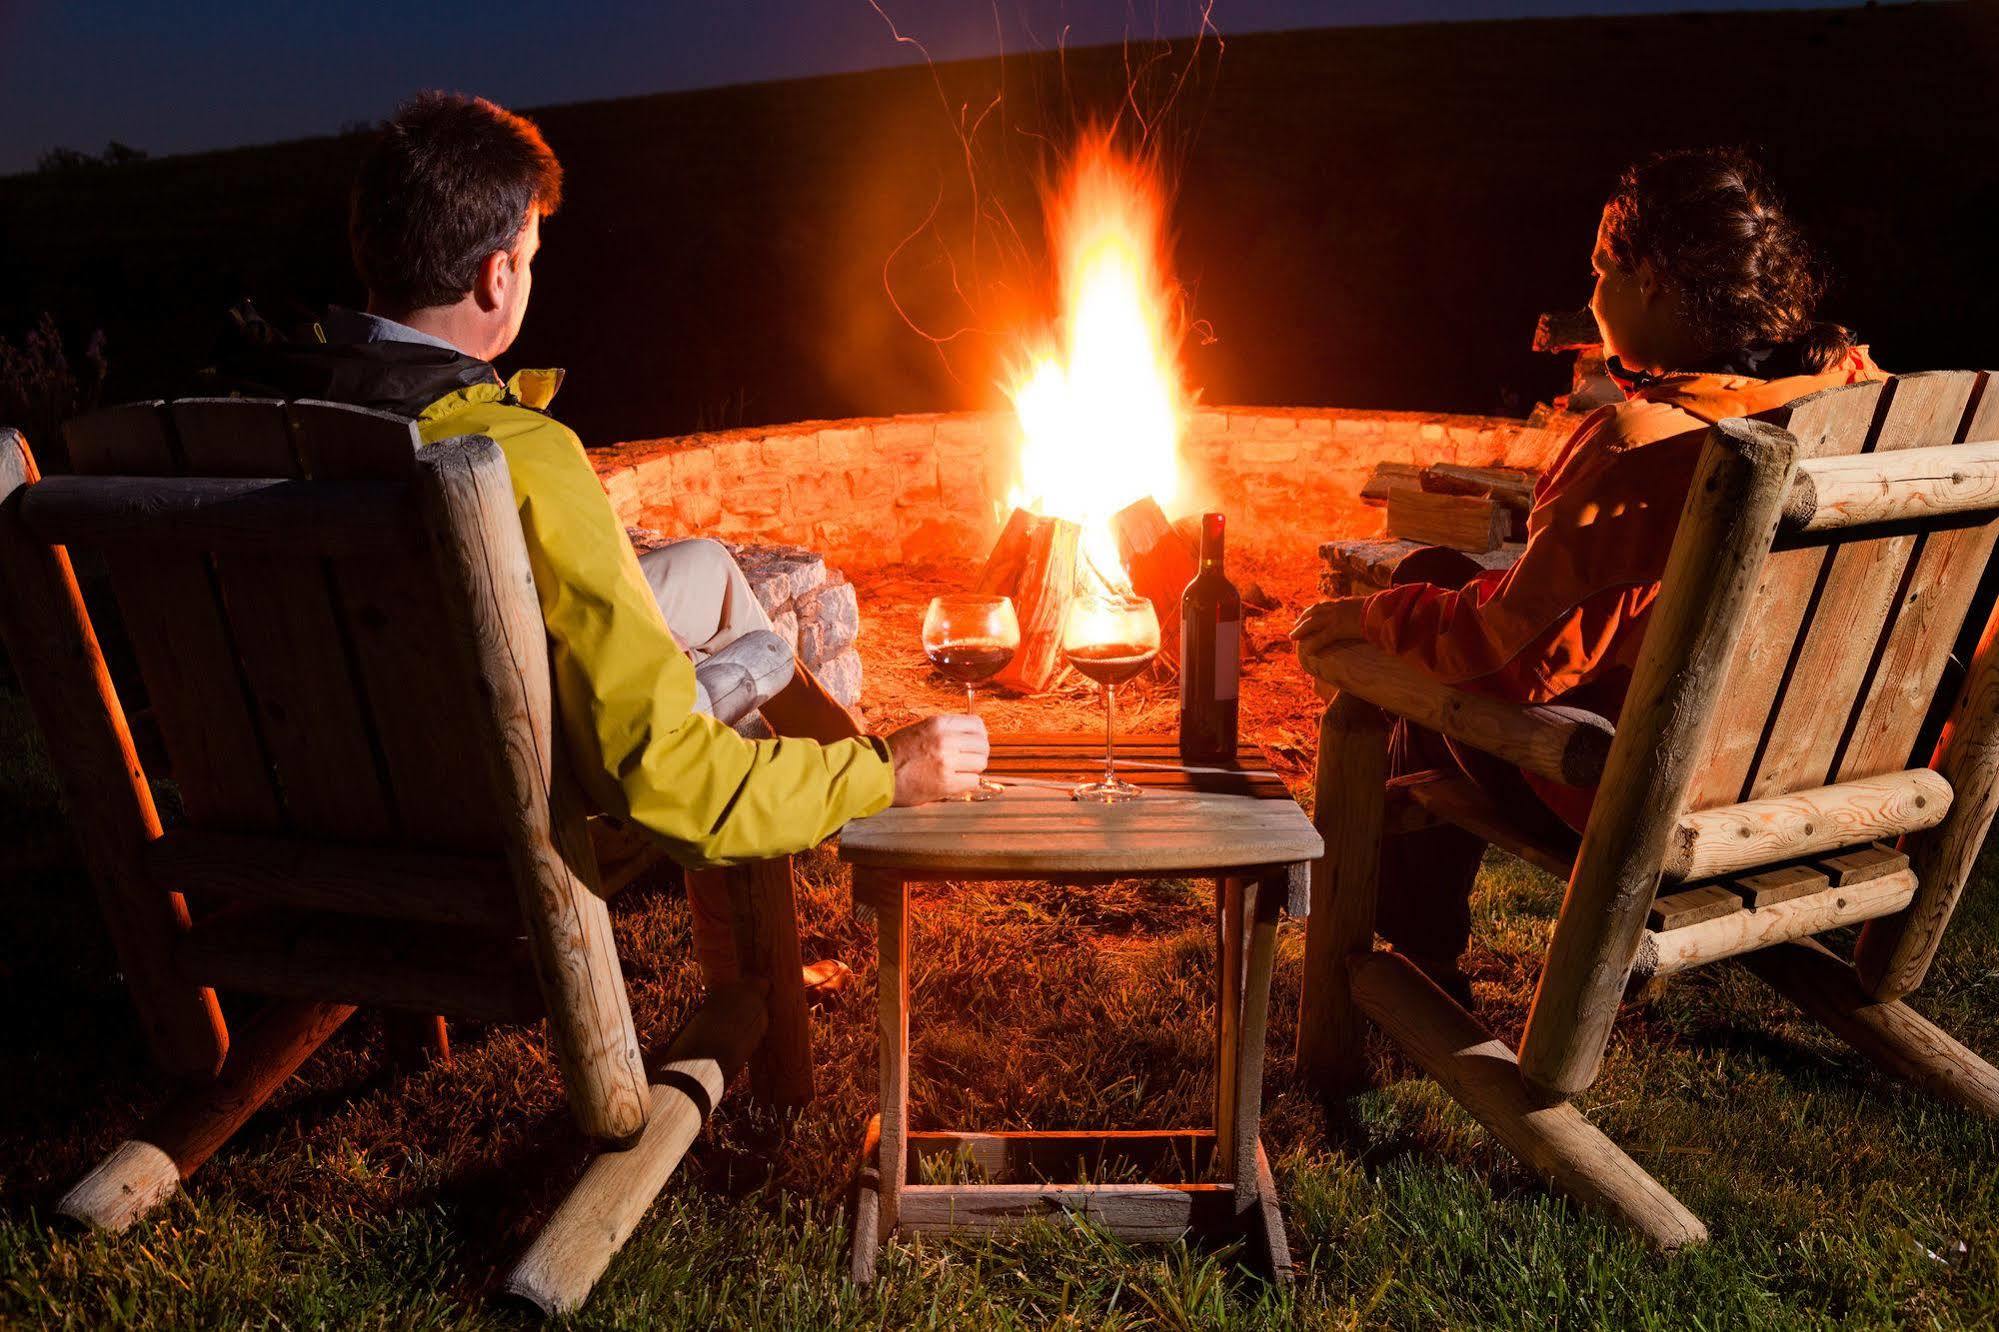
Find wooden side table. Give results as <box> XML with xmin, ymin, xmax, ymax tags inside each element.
<box><xmin>840</xmin><ymin>734</ymin><xmax>1322</xmax><ymax>1282</ymax></box>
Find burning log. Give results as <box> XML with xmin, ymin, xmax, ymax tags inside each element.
<box><xmin>976</xmin><ymin>508</ymin><xmax>1081</xmax><ymax>693</ymax></box>
<box><xmin>1111</xmin><ymin>496</ymin><xmax>1197</xmax><ymax>667</ymax></box>
<box><xmin>1387</xmin><ymin>489</ymin><xmax>1508</xmax><ymax>554</ymax></box>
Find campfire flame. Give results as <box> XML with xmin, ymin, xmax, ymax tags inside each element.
<box><xmin>1006</xmin><ymin>134</ymin><xmax>1187</xmax><ymax>590</ymax></box>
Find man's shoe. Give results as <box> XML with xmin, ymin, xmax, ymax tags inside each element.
<box><xmin>802</xmin><ymin>958</ymin><xmax>853</xmax><ymax>1001</ymax></box>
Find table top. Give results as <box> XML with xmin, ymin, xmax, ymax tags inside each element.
<box><xmin>839</xmin><ymin>733</ymin><xmax>1323</xmax><ymax>877</ymax></box>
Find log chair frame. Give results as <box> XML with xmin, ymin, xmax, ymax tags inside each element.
<box><xmin>0</xmin><ymin>402</ymin><xmax>811</xmax><ymax>1315</ymax></box>
<box><xmin>1296</xmin><ymin>371</ymin><xmax>1999</xmax><ymax>1249</ymax></box>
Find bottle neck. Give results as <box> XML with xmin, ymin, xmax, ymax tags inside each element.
<box><xmin>1199</xmin><ymin>513</ymin><xmax>1226</xmax><ymax>571</ymax></box>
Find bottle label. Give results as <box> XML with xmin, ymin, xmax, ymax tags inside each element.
<box><xmin>1216</xmin><ymin>621</ymin><xmax>1239</xmax><ymax>701</ymax></box>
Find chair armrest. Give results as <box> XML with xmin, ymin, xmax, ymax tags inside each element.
<box><xmin>1298</xmin><ymin>642</ymin><xmax>1613</xmax><ymax>788</ymax></box>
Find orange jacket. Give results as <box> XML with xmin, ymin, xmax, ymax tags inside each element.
<box><xmin>1360</xmin><ymin>349</ymin><xmax>1881</xmax><ymax>824</ymax></box>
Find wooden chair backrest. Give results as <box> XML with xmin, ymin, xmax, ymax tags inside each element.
<box><xmin>63</xmin><ymin>399</ymin><xmax>514</xmax><ymax>864</ymax></box>
<box><xmin>1684</xmin><ymin>371</ymin><xmax>1999</xmax><ymax>810</ymax></box>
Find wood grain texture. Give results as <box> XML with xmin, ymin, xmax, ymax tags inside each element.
<box><xmin>1352</xmin><ymin>950</ymin><xmax>1706</xmax><ymax>1250</ymax></box>
<box><xmin>1646</xmin><ymin>885</ymin><xmax>1740</xmax><ymax>932</ymax></box>
<box><xmin>416</xmin><ymin>437</ymin><xmax>648</xmax><ymax>1142</ymax></box>
<box><xmin>1730</xmin><ymin>862</ymin><xmax>1829</xmax><ymax>910</ymax></box>
<box><xmin>895</xmin><ymin>1182</ymin><xmax>1231</xmax><ymax>1239</ymax></box>
<box><xmin>1299</xmin><ymin>642</ymin><xmax>1613</xmax><ymax>787</ymax></box>
<box><xmin>1521</xmin><ymin>418</ymin><xmax>1798</xmax><ymax>1101</ymax></box>
<box><xmin>871</xmin><ymin>872</ymin><xmax>910</xmax><ymax>1238</ymax></box>
<box><xmin>1685</xmin><ymin>381</ymin><xmax>1887</xmax><ymax>808</ymax></box>
<box><xmin>1386</xmin><ymin>487</ymin><xmax>1507</xmax><ymax>552</ymax></box>
<box><xmin>1214</xmin><ymin>877</ymin><xmax>1244</xmax><ymax>1180</ymax></box>
<box><xmin>171</xmin><ymin>397</ymin><xmax>397</xmax><ymax>840</ymax></box>
<box><xmin>1857</xmin><ymin>565</ymin><xmax>1999</xmax><ymax>998</ymax></box>
<box><xmin>850</xmin><ymin>1114</ymin><xmax>882</xmax><ymax>1285</ymax></box>
<box><xmin>725</xmin><ymin>857</ymin><xmax>814</xmax><ymax>1109</ymax></box>
<box><xmin>1745</xmin><ymin>939</ymin><xmax>1999</xmax><ymax>1117</ymax></box>
<box><xmin>65</xmin><ymin>405</ymin><xmax>280</xmax><ymax>833</ymax></box>
<box><xmin>178</xmin><ymin>906</ymin><xmax>542</xmax><ymax>1021</ymax></box>
<box><xmin>1786</xmin><ymin>438</ymin><xmax>1999</xmax><ymax>531</ymax></box>
<box><xmin>58</xmin><ymin>999</ymin><xmax>353</xmax><ymax>1230</ymax></box>
<box><xmin>1296</xmin><ymin>696</ymin><xmax>1390</xmax><ymax>1095</ymax></box>
<box><xmin>1835</xmin><ymin>376</ymin><xmax>1999</xmax><ymax>783</ymax></box>
<box><xmin>145</xmin><ymin>829</ymin><xmax>515</xmax><ymax>930</ymax></box>
<box><xmin>1662</xmin><ymin>768</ymin><xmax>1951</xmax><ymax>882</ymax></box>
<box><xmin>840</xmin><ymin>737</ymin><xmax>1320</xmax><ymax>875</ymax></box>
<box><xmin>1816</xmin><ymin>842</ymin><xmax>1908</xmax><ymax>887</ymax></box>
<box><xmin>0</xmin><ymin>428</ymin><xmax>227</xmax><ymax>1078</ymax></box>
<box><xmin>21</xmin><ymin>474</ymin><xmax>421</xmax><ymax>556</ymax></box>
<box><xmin>1637</xmin><ymin>869</ymin><xmax>1914</xmax><ymax>978</ymax></box>
<box><xmin>505</xmin><ymin>984</ymin><xmax>767</xmax><ymax>1315</ymax></box>
<box><xmin>1230</xmin><ymin>878</ymin><xmax>1282</xmax><ymax>1207</ymax></box>
<box><xmin>975</xmin><ymin>508</ymin><xmax>1080</xmax><ymax>693</ymax></box>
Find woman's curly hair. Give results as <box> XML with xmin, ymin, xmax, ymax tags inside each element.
<box><xmin>1601</xmin><ymin>147</ymin><xmax>1852</xmax><ymax>373</ymax></box>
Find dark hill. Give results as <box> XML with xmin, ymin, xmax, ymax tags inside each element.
<box><xmin>3</xmin><ymin>4</ymin><xmax>1996</xmax><ymax>448</ymax></box>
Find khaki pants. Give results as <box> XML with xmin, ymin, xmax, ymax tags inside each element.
<box><xmin>638</xmin><ymin>538</ymin><xmax>861</xmax><ymax>984</ymax></box>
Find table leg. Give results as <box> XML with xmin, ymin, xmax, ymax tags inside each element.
<box><xmin>1231</xmin><ymin>874</ymin><xmax>1283</xmax><ymax>1209</ymax></box>
<box><xmin>871</xmin><ymin>872</ymin><xmax>910</xmax><ymax>1240</ymax></box>
<box><xmin>1214</xmin><ymin>876</ymin><xmax>1245</xmax><ymax>1179</ymax></box>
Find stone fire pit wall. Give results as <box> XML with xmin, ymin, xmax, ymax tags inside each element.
<box><xmin>592</xmin><ymin>406</ymin><xmax>1573</xmax><ymax>568</ymax></box>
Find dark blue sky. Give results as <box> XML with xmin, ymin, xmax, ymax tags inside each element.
<box><xmin>1</xmin><ymin>1</ymin><xmax>1868</xmax><ymax>176</ymax></box>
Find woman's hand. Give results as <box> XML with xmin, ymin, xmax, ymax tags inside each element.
<box><xmin>1290</xmin><ymin>597</ymin><xmax>1369</xmax><ymax>657</ymax></box>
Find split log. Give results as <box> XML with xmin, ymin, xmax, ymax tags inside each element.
<box><xmin>1318</xmin><ymin>537</ymin><xmax>1523</xmax><ymax>597</ymax></box>
<box><xmin>1420</xmin><ymin>464</ymin><xmax>1535</xmax><ymax>538</ymax></box>
<box><xmin>975</xmin><ymin>507</ymin><xmax>1080</xmax><ymax>693</ymax></box>
<box><xmin>1386</xmin><ymin>489</ymin><xmax>1507</xmax><ymax>553</ymax></box>
<box><xmin>1112</xmin><ymin>496</ymin><xmax>1197</xmax><ymax>666</ymax></box>
<box><xmin>1360</xmin><ymin>462</ymin><xmax>1425</xmax><ymax>505</ymax></box>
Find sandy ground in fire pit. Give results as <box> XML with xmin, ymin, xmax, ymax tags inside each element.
<box><xmin>847</xmin><ymin>548</ymin><xmax>1323</xmax><ymax>786</ymax></box>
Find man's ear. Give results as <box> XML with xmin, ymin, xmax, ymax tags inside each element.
<box><xmin>472</xmin><ymin>248</ymin><xmax>512</xmax><ymax>313</ymax></box>
<box><xmin>1635</xmin><ymin>258</ymin><xmax>1664</xmax><ymax>308</ymax></box>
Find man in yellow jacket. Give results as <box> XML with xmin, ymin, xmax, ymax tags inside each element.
<box><xmin>213</xmin><ymin>93</ymin><xmax>987</xmax><ymax>974</ymax></box>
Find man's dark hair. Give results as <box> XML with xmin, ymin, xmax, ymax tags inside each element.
<box><xmin>350</xmin><ymin>92</ymin><xmax>563</xmax><ymax>312</ymax></box>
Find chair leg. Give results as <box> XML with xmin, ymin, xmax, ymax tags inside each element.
<box><xmin>505</xmin><ymin>984</ymin><xmax>767</xmax><ymax>1315</ymax></box>
<box><xmin>383</xmin><ymin>1012</ymin><xmax>451</xmax><ymax>1068</ymax></box>
<box><xmin>727</xmin><ymin>856</ymin><xmax>814</xmax><ymax>1110</ymax></box>
<box><xmin>1297</xmin><ymin>694</ymin><xmax>1391</xmax><ymax>1095</ymax></box>
<box><xmin>60</xmin><ymin>1000</ymin><xmax>354</xmax><ymax>1231</ymax></box>
<box><xmin>1351</xmin><ymin>950</ymin><xmax>1706</xmax><ymax>1250</ymax></box>
<box><xmin>1743</xmin><ymin>938</ymin><xmax>1999</xmax><ymax>1117</ymax></box>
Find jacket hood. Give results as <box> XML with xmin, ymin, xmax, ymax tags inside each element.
<box><xmin>202</xmin><ymin>303</ymin><xmax>502</xmax><ymax>419</ymax></box>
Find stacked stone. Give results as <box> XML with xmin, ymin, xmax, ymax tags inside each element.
<box><xmin>625</xmin><ymin>528</ymin><xmax>864</xmax><ymax>711</ymax></box>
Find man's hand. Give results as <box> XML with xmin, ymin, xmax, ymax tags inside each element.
<box><xmin>886</xmin><ymin>714</ymin><xmax>990</xmax><ymax>805</ymax></box>
<box><xmin>1290</xmin><ymin>597</ymin><xmax>1369</xmax><ymax>657</ymax></box>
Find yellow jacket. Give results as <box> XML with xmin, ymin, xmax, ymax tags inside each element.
<box><xmin>416</xmin><ymin>373</ymin><xmax>895</xmax><ymax>867</ymax></box>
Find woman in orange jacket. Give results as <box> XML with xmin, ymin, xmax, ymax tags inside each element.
<box><xmin>1292</xmin><ymin>148</ymin><xmax>1882</xmax><ymax>1001</ymax></box>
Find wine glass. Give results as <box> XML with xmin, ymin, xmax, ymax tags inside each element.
<box><xmin>1060</xmin><ymin>593</ymin><xmax>1161</xmax><ymax>803</ymax></box>
<box><xmin>921</xmin><ymin>594</ymin><xmax>1020</xmax><ymax>801</ymax></box>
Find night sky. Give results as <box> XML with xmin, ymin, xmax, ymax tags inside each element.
<box><xmin>1</xmin><ymin>0</ymin><xmax>1872</xmax><ymax>176</ymax></box>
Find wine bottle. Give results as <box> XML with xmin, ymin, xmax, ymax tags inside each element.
<box><xmin>1179</xmin><ymin>512</ymin><xmax>1241</xmax><ymax>763</ymax></box>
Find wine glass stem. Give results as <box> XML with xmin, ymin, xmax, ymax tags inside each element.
<box><xmin>1103</xmin><ymin>683</ymin><xmax>1118</xmax><ymax>786</ymax></box>
<box><xmin>965</xmin><ymin>683</ymin><xmax>977</xmax><ymax>716</ymax></box>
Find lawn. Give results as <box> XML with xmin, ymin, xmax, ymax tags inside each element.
<box><xmin>4</xmin><ymin>581</ymin><xmax>1999</xmax><ymax>1327</ymax></box>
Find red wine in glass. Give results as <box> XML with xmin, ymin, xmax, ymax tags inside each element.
<box><xmin>921</xmin><ymin>595</ymin><xmax>1020</xmax><ymax>800</ymax></box>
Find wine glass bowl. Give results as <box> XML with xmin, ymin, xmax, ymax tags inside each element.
<box><xmin>1060</xmin><ymin>593</ymin><xmax>1161</xmax><ymax>803</ymax></box>
<box><xmin>922</xmin><ymin>595</ymin><xmax>1020</xmax><ymax>800</ymax></box>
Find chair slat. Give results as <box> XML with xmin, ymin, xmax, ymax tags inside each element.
<box><xmin>1686</xmin><ymin>381</ymin><xmax>1888</xmax><ymax>808</ymax></box>
<box><xmin>1835</xmin><ymin>374</ymin><xmax>1999</xmax><ymax>780</ymax></box>
<box><xmin>65</xmin><ymin>403</ymin><xmax>281</xmax><ymax>829</ymax></box>
<box><xmin>291</xmin><ymin>406</ymin><xmax>507</xmax><ymax>852</ymax></box>
<box><xmin>1745</xmin><ymin>372</ymin><xmax>1982</xmax><ymax>799</ymax></box>
<box><xmin>170</xmin><ymin>399</ymin><xmax>395</xmax><ymax>839</ymax></box>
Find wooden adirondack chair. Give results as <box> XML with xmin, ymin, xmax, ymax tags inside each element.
<box><xmin>1295</xmin><ymin>370</ymin><xmax>1999</xmax><ymax>1248</ymax></box>
<box><xmin>0</xmin><ymin>399</ymin><xmax>808</xmax><ymax>1314</ymax></box>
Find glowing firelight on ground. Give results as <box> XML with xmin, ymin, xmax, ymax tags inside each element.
<box><xmin>1006</xmin><ymin>134</ymin><xmax>1188</xmax><ymax>589</ymax></box>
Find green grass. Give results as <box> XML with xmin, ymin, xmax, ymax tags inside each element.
<box><xmin>3</xmin><ymin>677</ymin><xmax>1998</xmax><ymax>1329</ymax></box>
